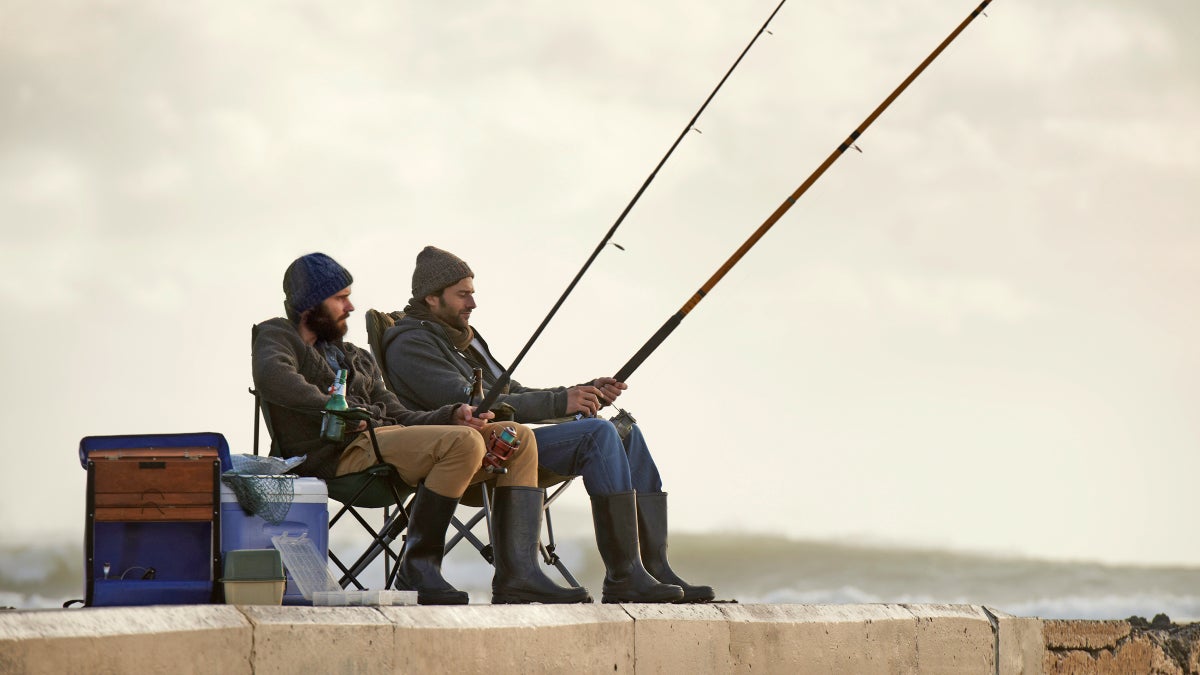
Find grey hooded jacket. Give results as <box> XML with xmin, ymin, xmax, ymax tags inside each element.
<box><xmin>382</xmin><ymin>317</ymin><xmax>568</xmax><ymax>423</ymax></box>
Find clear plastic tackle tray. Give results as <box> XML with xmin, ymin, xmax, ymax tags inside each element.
<box><xmin>271</xmin><ymin>533</ymin><xmax>415</xmax><ymax>606</ymax></box>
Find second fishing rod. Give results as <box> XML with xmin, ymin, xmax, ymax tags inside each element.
<box><xmin>612</xmin><ymin>0</ymin><xmax>997</xmax><ymax>384</ymax></box>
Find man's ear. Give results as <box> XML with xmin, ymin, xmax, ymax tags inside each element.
<box><xmin>424</xmin><ymin>293</ymin><xmax>440</xmax><ymax>309</ymax></box>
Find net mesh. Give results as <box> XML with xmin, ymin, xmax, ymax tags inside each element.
<box><xmin>222</xmin><ymin>454</ymin><xmax>307</xmax><ymax>524</ymax></box>
<box><xmin>222</xmin><ymin>474</ymin><xmax>296</xmax><ymax>524</ymax></box>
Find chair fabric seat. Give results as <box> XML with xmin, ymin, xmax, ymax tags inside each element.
<box><xmin>327</xmin><ymin>466</ymin><xmax>415</xmax><ymax>510</ymax></box>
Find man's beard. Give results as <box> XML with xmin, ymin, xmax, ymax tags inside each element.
<box><xmin>306</xmin><ymin>303</ymin><xmax>348</xmax><ymax>342</ymax></box>
<box><xmin>433</xmin><ymin>301</ymin><xmax>467</xmax><ymax>331</ymax></box>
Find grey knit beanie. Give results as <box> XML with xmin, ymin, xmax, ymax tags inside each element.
<box><xmin>411</xmin><ymin>246</ymin><xmax>473</xmax><ymax>300</ymax></box>
<box><xmin>283</xmin><ymin>252</ymin><xmax>353</xmax><ymax>322</ymax></box>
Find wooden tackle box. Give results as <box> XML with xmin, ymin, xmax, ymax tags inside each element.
<box><xmin>80</xmin><ymin>433</ymin><xmax>229</xmax><ymax>607</ymax></box>
<box><xmin>89</xmin><ymin>447</ymin><xmax>219</xmax><ymax>522</ymax></box>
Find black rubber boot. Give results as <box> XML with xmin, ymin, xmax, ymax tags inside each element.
<box><xmin>491</xmin><ymin>486</ymin><xmax>592</xmax><ymax>604</ymax></box>
<box><xmin>591</xmin><ymin>491</ymin><xmax>683</xmax><ymax>603</ymax></box>
<box><xmin>395</xmin><ymin>483</ymin><xmax>469</xmax><ymax>605</ymax></box>
<box><xmin>636</xmin><ymin>491</ymin><xmax>716</xmax><ymax>603</ymax></box>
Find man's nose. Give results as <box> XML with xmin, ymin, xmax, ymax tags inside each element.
<box><xmin>466</xmin><ymin>296</ymin><xmax>477</xmax><ymax>309</ymax></box>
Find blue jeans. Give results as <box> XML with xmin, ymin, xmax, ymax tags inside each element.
<box><xmin>533</xmin><ymin>417</ymin><xmax>663</xmax><ymax>496</ymax></box>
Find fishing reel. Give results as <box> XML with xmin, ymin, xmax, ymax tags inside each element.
<box><xmin>609</xmin><ymin>408</ymin><xmax>637</xmax><ymax>441</ymax></box>
<box><xmin>482</xmin><ymin>425</ymin><xmax>521</xmax><ymax>474</ymax></box>
<box><xmin>573</xmin><ymin>408</ymin><xmax>638</xmax><ymax>440</ymax></box>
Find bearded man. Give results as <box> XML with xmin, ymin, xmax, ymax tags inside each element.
<box><xmin>382</xmin><ymin>246</ymin><xmax>714</xmax><ymax>603</ymax></box>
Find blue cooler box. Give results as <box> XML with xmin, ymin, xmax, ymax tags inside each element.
<box><xmin>221</xmin><ymin>477</ymin><xmax>329</xmax><ymax>604</ymax></box>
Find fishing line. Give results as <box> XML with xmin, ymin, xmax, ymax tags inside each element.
<box><xmin>613</xmin><ymin>0</ymin><xmax>997</xmax><ymax>382</ymax></box>
<box><xmin>474</xmin><ymin>0</ymin><xmax>790</xmax><ymax>415</ymax></box>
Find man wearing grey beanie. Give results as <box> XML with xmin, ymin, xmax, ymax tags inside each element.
<box><xmin>383</xmin><ymin>246</ymin><xmax>714</xmax><ymax>603</ymax></box>
<box><xmin>253</xmin><ymin>252</ymin><xmax>590</xmax><ymax>605</ymax></box>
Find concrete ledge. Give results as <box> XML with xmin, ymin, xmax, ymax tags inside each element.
<box><xmin>720</xmin><ymin>603</ymin><xmax>920</xmax><ymax>672</ymax></box>
<box><xmin>912</xmin><ymin>604</ymin><xmax>995</xmax><ymax>673</ymax></box>
<box><xmin>0</xmin><ymin>605</ymin><xmax>252</xmax><ymax>674</ymax></box>
<box><xmin>382</xmin><ymin>604</ymin><xmax>634</xmax><ymax>673</ymax></box>
<box><xmin>627</xmin><ymin>604</ymin><xmax>730</xmax><ymax>673</ymax></box>
<box><xmin>243</xmin><ymin>606</ymin><xmax>393</xmax><ymax>675</ymax></box>
<box><xmin>991</xmin><ymin>607</ymin><xmax>1045</xmax><ymax>675</ymax></box>
<box><xmin>0</xmin><ymin>603</ymin><xmax>1069</xmax><ymax>674</ymax></box>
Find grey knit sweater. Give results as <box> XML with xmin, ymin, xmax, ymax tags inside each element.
<box><xmin>251</xmin><ymin>317</ymin><xmax>457</xmax><ymax>479</ymax></box>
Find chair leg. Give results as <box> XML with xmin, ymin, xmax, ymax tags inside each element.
<box><xmin>539</xmin><ymin>497</ymin><xmax>582</xmax><ymax>588</ymax></box>
<box><xmin>383</xmin><ymin>504</ymin><xmax>394</xmax><ymax>586</ymax></box>
<box><xmin>329</xmin><ymin>499</ymin><xmax>409</xmax><ymax>589</ymax></box>
<box><xmin>444</xmin><ymin>509</ymin><xmax>491</xmax><ymax>561</ymax></box>
<box><xmin>541</xmin><ymin>478</ymin><xmax>583</xmax><ymax>587</ymax></box>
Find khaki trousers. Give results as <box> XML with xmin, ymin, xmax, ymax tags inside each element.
<box><xmin>335</xmin><ymin>423</ymin><xmax>538</xmax><ymax>499</ymax></box>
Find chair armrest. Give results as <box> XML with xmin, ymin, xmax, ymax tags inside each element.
<box><xmin>328</xmin><ymin>407</ymin><xmax>376</xmax><ymax>422</ymax></box>
<box><xmin>326</xmin><ymin>408</ymin><xmax>386</xmax><ymax>463</ymax></box>
<box><xmin>257</xmin><ymin>396</ymin><xmax>377</xmax><ymax>424</ymax></box>
<box><xmin>252</xmin><ymin>389</ymin><xmax>386</xmax><ymax>463</ymax></box>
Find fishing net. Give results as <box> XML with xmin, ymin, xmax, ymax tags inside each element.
<box><xmin>222</xmin><ymin>454</ymin><xmax>307</xmax><ymax>525</ymax></box>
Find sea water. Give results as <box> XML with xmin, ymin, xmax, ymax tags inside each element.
<box><xmin>4</xmin><ymin>532</ymin><xmax>1198</xmax><ymax>621</ymax></box>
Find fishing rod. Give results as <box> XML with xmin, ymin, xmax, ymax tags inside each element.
<box><xmin>614</xmin><ymin>0</ymin><xmax>996</xmax><ymax>383</ymax></box>
<box><xmin>474</xmin><ymin>0</ymin><xmax>789</xmax><ymax>416</ymax></box>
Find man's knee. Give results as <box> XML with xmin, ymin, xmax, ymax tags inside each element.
<box><xmin>445</xmin><ymin>426</ymin><xmax>487</xmax><ymax>463</ymax></box>
<box><xmin>508</xmin><ymin>423</ymin><xmax>535</xmax><ymax>449</ymax></box>
<box><xmin>578</xmin><ymin>417</ymin><xmax>622</xmax><ymax>450</ymax></box>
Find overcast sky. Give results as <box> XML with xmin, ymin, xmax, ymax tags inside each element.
<box><xmin>2</xmin><ymin>0</ymin><xmax>1197</xmax><ymax>567</ymax></box>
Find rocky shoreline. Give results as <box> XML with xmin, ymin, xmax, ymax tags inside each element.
<box><xmin>1044</xmin><ymin>614</ymin><xmax>1200</xmax><ymax>674</ymax></box>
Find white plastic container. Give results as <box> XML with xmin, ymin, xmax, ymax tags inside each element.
<box><xmin>312</xmin><ymin>590</ymin><xmax>417</xmax><ymax>606</ymax></box>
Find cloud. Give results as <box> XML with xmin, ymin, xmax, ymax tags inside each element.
<box><xmin>882</xmin><ymin>274</ymin><xmax>1037</xmax><ymax>334</ymax></box>
<box><xmin>1043</xmin><ymin>115</ymin><xmax>1200</xmax><ymax>170</ymax></box>
<box><xmin>0</xmin><ymin>0</ymin><xmax>1197</xmax><ymax>569</ymax></box>
<box><xmin>977</xmin><ymin>1</ymin><xmax>1176</xmax><ymax>86</ymax></box>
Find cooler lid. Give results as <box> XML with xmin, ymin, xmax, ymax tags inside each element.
<box><xmin>220</xmin><ymin>477</ymin><xmax>328</xmax><ymax>504</ymax></box>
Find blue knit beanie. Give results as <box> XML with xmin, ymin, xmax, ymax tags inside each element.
<box><xmin>282</xmin><ymin>253</ymin><xmax>353</xmax><ymax>322</ymax></box>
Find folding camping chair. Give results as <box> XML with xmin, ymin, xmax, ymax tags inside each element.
<box><xmin>364</xmin><ymin>309</ymin><xmax>581</xmax><ymax>587</ymax></box>
<box><xmin>250</xmin><ymin>324</ymin><xmax>492</xmax><ymax>592</ymax></box>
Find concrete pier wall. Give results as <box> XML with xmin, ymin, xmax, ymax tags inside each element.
<box><xmin>0</xmin><ymin>603</ymin><xmax>1195</xmax><ymax>674</ymax></box>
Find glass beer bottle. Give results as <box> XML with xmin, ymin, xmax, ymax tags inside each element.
<box><xmin>468</xmin><ymin>367</ymin><xmax>484</xmax><ymax>411</ymax></box>
<box><xmin>320</xmin><ymin>369</ymin><xmax>349</xmax><ymax>442</ymax></box>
